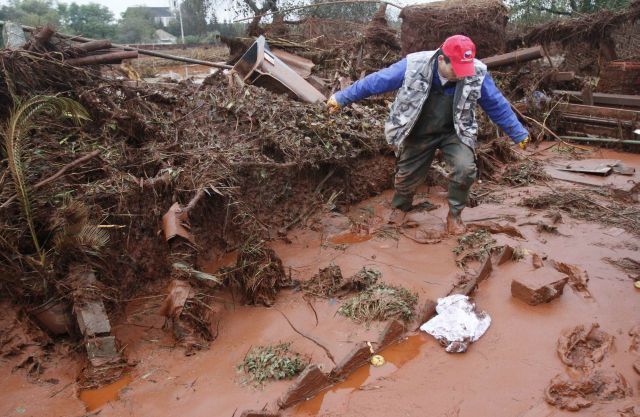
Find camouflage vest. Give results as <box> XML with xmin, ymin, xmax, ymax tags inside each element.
<box><xmin>384</xmin><ymin>51</ymin><xmax>487</xmax><ymax>150</ymax></box>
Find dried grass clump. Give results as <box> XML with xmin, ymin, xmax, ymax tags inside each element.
<box><xmin>239</xmin><ymin>343</ymin><xmax>308</xmax><ymax>385</ymax></box>
<box><xmin>301</xmin><ymin>265</ymin><xmax>381</xmax><ymax>298</ymax></box>
<box><xmin>338</xmin><ymin>283</ymin><xmax>417</xmax><ymax>322</ymax></box>
<box><xmin>453</xmin><ymin>229</ymin><xmax>499</xmax><ymax>267</ymax></box>
<box><xmin>399</xmin><ymin>0</ymin><xmax>508</xmax><ymax>57</ymax></box>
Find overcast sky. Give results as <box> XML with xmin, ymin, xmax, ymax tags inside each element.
<box><xmin>55</xmin><ymin>0</ymin><xmax>415</xmax><ymax>22</ymax></box>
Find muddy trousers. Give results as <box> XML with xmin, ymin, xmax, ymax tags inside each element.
<box><xmin>391</xmin><ymin>131</ymin><xmax>477</xmax><ymax>216</ymax></box>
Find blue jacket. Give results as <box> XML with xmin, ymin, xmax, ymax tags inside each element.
<box><xmin>335</xmin><ymin>58</ymin><xmax>528</xmax><ymax>143</ymax></box>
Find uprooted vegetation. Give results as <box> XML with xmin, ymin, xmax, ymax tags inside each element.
<box><xmin>338</xmin><ymin>283</ymin><xmax>418</xmax><ymax>322</ymax></box>
<box><xmin>0</xmin><ymin>50</ymin><xmax>392</xmax><ymax>312</ymax></box>
<box><xmin>238</xmin><ymin>343</ymin><xmax>308</xmax><ymax>386</ymax></box>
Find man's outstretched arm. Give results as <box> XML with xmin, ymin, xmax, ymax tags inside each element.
<box><xmin>334</xmin><ymin>58</ymin><xmax>407</xmax><ymax>107</ymax></box>
<box><xmin>478</xmin><ymin>73</ymin><xmax>529</xmax><ymax>144</ymax></box>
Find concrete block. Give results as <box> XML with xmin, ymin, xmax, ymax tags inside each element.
<box><xmin>278</xmin><ymin>364</ymin><xmax>330</xmax><ymax>409</ymax></box>
<box><xmin>86</xmin><ymin>336</ymin><xmax>120</xmax><ymax>367</ymax></box>
<box><xmin>76</xmin><ymin>301</ymin><xmax>111</xmax><ymax>336</ymax></box>
<box><xmin>511</xmin><ymin>267</ymin><xmax>569</xmax><ymax>305</ymax></box>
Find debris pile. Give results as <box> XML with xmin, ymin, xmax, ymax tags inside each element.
<box><xmin>400</xmin><ymin>0</ymin><xmax>509</xmax><ymax>57</ymax></box>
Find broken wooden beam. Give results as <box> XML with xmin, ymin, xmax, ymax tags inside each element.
<box><xmin>482</xmin><ymin>46</ymin><xmax>545</xmax><ymax>68</ymax></box>
<box><xmin>66</xmin><ymin>51</ymin><xmax>138</xmax><ymax>66</ymax></box>
<box><xmin>76</xmin><ymin>39</ymin><xmax>112</xmax><ymax>53</ymax></box>
<box><xmin>550</xmin><ymin>71</ymin><xmax>575</xmax><ymax>82</ymax></box>
<box><xmin>556</xmin><ymin>103</ymin><xmax>640</xmax><ymax>122</ymax></box>
<box><xmin>554</xmin><ymin>90</ymin><xmax>640</xmax><ymax>108</ymax></box>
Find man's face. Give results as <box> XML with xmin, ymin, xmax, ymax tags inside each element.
<box><xmin>437</xmin><ymin>55</ymin><xmax>462</xmax><ymax>82</ymax></box>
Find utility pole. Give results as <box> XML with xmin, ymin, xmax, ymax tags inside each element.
<box><xmin>172</xmin><ymin>0</ymin><xmax>185</xmax><ymax>44</ymax></box>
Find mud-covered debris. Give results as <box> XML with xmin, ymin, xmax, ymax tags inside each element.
<box><xmin>30</xmin><ymin>299</ymin><xmax>73</xmax><ymax>336</ymax></box>
<box><xmin>338</xmin><ymin>283</ymin><xmax>417</xmax><ymax>322</ymax></box>
<box><xmin>420</xmin><ymin>294</ymin><xmax>491</xmax><ymax>353</ymax></box>
<box><xmin>467</xmin><ymin>221</ymin><xmax>524</xmax><ymax>239</ymax></box>
<box><xmin>301</xmin><ymin>265</ymin><xmax>381</xmax><ymax>298</ymax></box>
<box><xmin>628</xmin><ymin>325</ymin><xmax>640</xmax><ymax>353</ymax></box>
<box><xmin>453</xmin><ymin>229</ymin><xmax>500</xmax><ymax>267</ymax></box>
<box><xmin>278</xmin><ymin>364</ymin><xmax>330</xmax><ymax>409</ymax></box>
<box><xmin>605</xmin><ymin>257</ymin><xmax>640</xmax><ymax>280</ymax></box>
<box><xmin>557</xmin><ymin>323</ymin><xmax>614</xmax><ymax>369</ymax></box>
<box><xmin>545</xmin><ymin>371</ymin><xmax>632</xmax><ymax>411</ymax></box>
<box><xmin>232</xmin><ymin>244</ymin><xmax>288</xmax><ymax>306</ymax></box>
<box><xmin>0</xmin><ymin>302</ymin><xmax>51</xmax><ymax>376</ymax></box>
<box><xmin>162</xmin><ymin>202</ymin><xmax>195</xmax><ymax>244</ymax></box>
<box><xmin>301</xmin><ymin>264</ymin><xmax>344</xmax><ymax>297</ymax></box>
<box><xmin>400</xmin><ymin>0</ymin><xmax>508</xmax><ymax>57</ymax></box>
<box><xmin>239</xmin><ymin>343</ymin><xmax>308</xmax><ymax>386</ymax></box>
<box><xmin>511</xmin><ymin>267</ymin><xmax>569</xmax><ymax>306</ymax></box>
<box><xmin>501</xmin><ymin>161</ymin><xmax>551</xmax><ymax>186</ymax></box>
<box><xmin>521</xmin><ymin>189</ymin><xmax>640</xmax><ymax>236</ymax></box>
<box><xmin>160</xmin><ymin>280</ymin><xmax>215</xmax><ymax>355</ymax></box>
<box><xmin>551</xmin><ymin>260</ymin><xmax>592</xmax><ymax>298</ymax></box>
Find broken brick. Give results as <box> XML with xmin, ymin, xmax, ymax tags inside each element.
<box><xmin>278</xmin><ymin>364</ymin><xmax>329</xmax><ymax>408</ymax></box>
<box><xmin>511</xmin><ymin>267</ymin><xmax>569</xmax><ymax>305</ymax></box>
<box><xmin>86</xmin><ymin>336</ymin><xmax>120</xmax><ymax>367</ymax></box>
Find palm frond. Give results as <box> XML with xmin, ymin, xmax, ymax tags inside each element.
<box><xmin>1</xmin><ymin>95</ymin><xmax>90</xmax><ymax>264</ymax></box>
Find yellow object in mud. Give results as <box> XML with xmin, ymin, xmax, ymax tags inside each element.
<box><xmin>635</xmin><ymin>281</ymin><xmax>640</xmax><ymax>289</ymax></box>
<box><xmin>370</xmin><ymin>354</ymin><xmax>385</xmax><ymax>367</ymax></box>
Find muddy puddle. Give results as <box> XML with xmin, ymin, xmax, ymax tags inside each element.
<box><xmin>154</xmin><ymin>64</ymin><xmax>215</xmax><ymax>81</ymax></box>
<box><xmin>79</xmin><ymin>374</ymin><xmax>133</xmax><ymax>411</ymax></box>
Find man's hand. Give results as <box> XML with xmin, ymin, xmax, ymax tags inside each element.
<box><xmin>518</xmin><ymin>136</ymin><xmax>530</xmax><ymax>150</ymax></box>
<box><xmin>326</xmin><ymin>95</ymin><xmax>341</xmax><ymax>114</ymax></box>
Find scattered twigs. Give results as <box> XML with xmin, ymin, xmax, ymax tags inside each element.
<box><xmin>1</xmin><ymin>150</ymin><xmax>100</xmax><ymax>209</ymax></box>
<box><xmin>274</xmin><ymin>307</ymin><xmax>336</xmax><ymax>365</ymax></box>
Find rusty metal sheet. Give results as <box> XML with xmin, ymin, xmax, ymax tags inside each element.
<box><xmin>162</xmin><ymin>202</ymin><xmax>194</xmax><ymax>244</ymax></box>
<box><xmin>557</xmin><ymin>159</ymin><xmax>620</xmax><ymax>176</ymax></box>
<box><xmin>233</xmin><ymin>36</ymin><xmax>326</xmax><ymax>103</ymax></box>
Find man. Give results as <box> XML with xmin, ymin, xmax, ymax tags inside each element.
<box><xmin>326</xmin><ymin>35</ymin><xmax>529</xmax><ymax>235</ymax></box>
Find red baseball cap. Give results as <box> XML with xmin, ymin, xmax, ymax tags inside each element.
<box><xmin>441</xmin><ymin>35</ymin><xmax>477</xmax><ymax>78</ymax></box>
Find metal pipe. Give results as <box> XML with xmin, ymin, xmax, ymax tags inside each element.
<box><xmin>0</xmin><ymin>21</ymin><xmax>232</xmax><ymax>69</ymax></box>
<box><xmin>560</xmin><ymin>136</ymin><xmax>640</xmax><ymax>145</ymax></box>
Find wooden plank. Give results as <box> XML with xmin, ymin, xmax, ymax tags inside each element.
<box><xmin>557</xmin><ymin>103</ymin><xmax>640</xmax><ymax>121</ymax></box>
<box><xmin>554</xmin><ymin>90</ymin><xmax>640</xmax><ymax>108</ymax></box>
<box><xmin>482</xmin><ymin>46</ymin><xmax>544</xmax><ymax>68</ymax></box>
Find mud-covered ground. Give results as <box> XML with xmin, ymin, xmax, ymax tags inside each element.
<box><xmin>1</xmin><ymin>143</ymin><xmax>638</xmax><ymax>417</ymax></box>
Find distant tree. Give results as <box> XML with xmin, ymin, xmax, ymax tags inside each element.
<box><xmin>59</xmin><ymin>3</ymin><xmax>115</xmax><ymax>39</ymax></box>
<box><xmin>299</xmin><ymin>0</ymin><xmax>378</xmax><ymax>23</ymax></box>
<box><xmin>181</xmin><ymin>0</ymin><xmax>211</xmax><ymax>35</ymax></box>
<box><xmin>0</xmin><ymin>0</ymin><xmax>61</xmax><ymax>27</ymax></box>
<box><xmin>115</xmin><ymin>8</ymin><xmax>157</xmax><ymax>43</ymax></box>
<box><xmin>508</xmin><ymin>0</ymin><xmax>631</xmax><ymax>23</ymax></box>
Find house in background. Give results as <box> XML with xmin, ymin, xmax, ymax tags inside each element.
<box><xmin>125</xmin><ymin>7</ymin><xmax>176</xmax><ymax>27</ymax></box>
<box><xmin>154</xmin><ymin>29</ymin><xmax>177</xmax><ymax>44</ymax></box>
